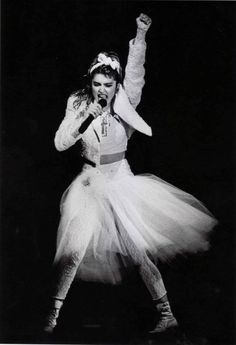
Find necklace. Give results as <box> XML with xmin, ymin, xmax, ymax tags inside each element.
<box><xmin>101</xmin><ymin>111</ymin><xmax>111</xmax><ymax>137</ymax></box>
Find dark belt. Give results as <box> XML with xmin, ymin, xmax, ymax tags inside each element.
<box><xmin>82</xmin><ymin>151</ymin><xmax>126</xmax><ymax>167</ymax></box>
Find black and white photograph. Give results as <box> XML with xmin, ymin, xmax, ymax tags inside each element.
<box><xmin>1</xmin><ymin>1</ymin><xmax>235</xmax><ymax>344</ymax></box>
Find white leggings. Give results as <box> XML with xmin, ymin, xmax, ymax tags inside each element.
<box><xmin>50</xmin><ymin>226</ymin><xmax>167</xmax><ymax>302</ymax></box>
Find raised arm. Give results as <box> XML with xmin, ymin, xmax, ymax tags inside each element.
<box><xmin>123</xmin><ymin>13</ymin><xmax>152</xmax><ymax>109</ymax></box>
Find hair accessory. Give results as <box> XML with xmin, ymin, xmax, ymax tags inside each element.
<box><xmin>89</xmin><ymin>53</ymin><xmax>120</xmax><ymax>74</ymax></box>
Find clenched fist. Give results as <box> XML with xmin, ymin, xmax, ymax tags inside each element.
<box><xmin>136</xmin><ymin>13</ymin><xmax>152</xmax><ymax>32</ymax></box>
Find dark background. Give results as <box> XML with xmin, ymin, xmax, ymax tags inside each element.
<box><xmin>1</xmin><ymin>1</ymin><xmax>235</xmax><ymax>344</ymax></box>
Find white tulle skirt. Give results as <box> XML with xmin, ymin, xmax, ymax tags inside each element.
<box><xmin>54</xmin><ymin>159</ymin><xmax>217</xmax><ymax>284</ymax></box>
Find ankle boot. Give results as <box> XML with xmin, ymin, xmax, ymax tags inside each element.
<box><xmin>149</xmin><ymin>300</ymin><xmax>178</xmax><ymax>333</ymax></box>
<box><xmin>43</xmin><ymin>298</ymin><xmax>63</xmax><ymax>334</ymax></box>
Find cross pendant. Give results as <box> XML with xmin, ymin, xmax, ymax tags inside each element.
<box><xmin>101</xmin><ymin>116</ymin><xmax>108</xmax><ymax>137</ymax></box>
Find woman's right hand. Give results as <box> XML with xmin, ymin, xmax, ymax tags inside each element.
<box><xmin>86</xmin><ymin>101</ymin><xmax>103</xmax><ymax>119</ymax></box>
<box><xmin>72</xmin><ymin>101</ymin><xmax>103</xmax><ymax>138</ymax></box>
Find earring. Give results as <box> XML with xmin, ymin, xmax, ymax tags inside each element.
<box><xmin>116</xmin><ymin>84</ymin><xmax>120</xmax><ymax>94</ymax></box>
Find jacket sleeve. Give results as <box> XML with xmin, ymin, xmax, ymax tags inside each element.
<box><xmin>123</xmin><ymin>38</ymin><xmax>147</xmax><ymax>110</ymax></box>
<box><xmin>54</xmin><ymin>96</ymin><xmax>88</xmax><ymax>151</ymax></box>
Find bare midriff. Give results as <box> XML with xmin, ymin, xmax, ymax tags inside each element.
<box><xmin>100</xmin><ymin>151</ymin><xmax>126</xmax><ymax>165</ymax></box>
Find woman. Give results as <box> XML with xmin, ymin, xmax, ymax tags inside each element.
<box><xmin>44</xmin><ymin>13</ymin><xmax>217</xmax><ymax>334</ymax></box>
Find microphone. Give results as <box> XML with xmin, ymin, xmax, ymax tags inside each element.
<box><xmin>78</xmin><ymin>99</ymin><xmax>107</xmax><ymax>134</ymax></box>
<box><xmin>98</xmin><ymin>98</ymin><xmax>107</xmax><ymax>108</ymax></box>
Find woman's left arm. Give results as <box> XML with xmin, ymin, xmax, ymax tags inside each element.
<box><xmin>123</xmin><ymin>13</ymin><xmax>152</xmax><ymax>109</ymax></box>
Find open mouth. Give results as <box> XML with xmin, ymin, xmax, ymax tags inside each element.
<box><xmin>98</xmin><ymin>94</ymin><xmax>107</xmax><ymax>100</ymax></box>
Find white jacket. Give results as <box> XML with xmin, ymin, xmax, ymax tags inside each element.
<box><xmin>54</xmin><ymin>38</ymin><xmax>152</xmax><ymax>164</ymax></box>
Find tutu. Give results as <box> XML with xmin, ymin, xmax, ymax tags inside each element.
<box><xmin>53</xmin><ymin>159</ymin><xmax>217</xmax><ymax>284</ymax></box>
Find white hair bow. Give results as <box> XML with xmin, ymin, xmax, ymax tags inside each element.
<box><xmin>89</xmin><ymin>53</ymin><xmax>120</xmax><ymax>74</ymax></box>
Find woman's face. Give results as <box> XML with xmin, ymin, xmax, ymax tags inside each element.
<box><xmin>91</xmin><ymin>73</ymin><xmax>117</xmax><ymax>107</ymax></box>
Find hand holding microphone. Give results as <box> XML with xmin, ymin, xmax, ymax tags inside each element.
<box><xmin>87</xmin><ymin>100</ymin><xmax>103</xmax><ymax>119</ymax></box>
<box><xmin>78</xmin><ymin>99</ymin><xmax>107</xmax><ymax>134</ymax></box>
